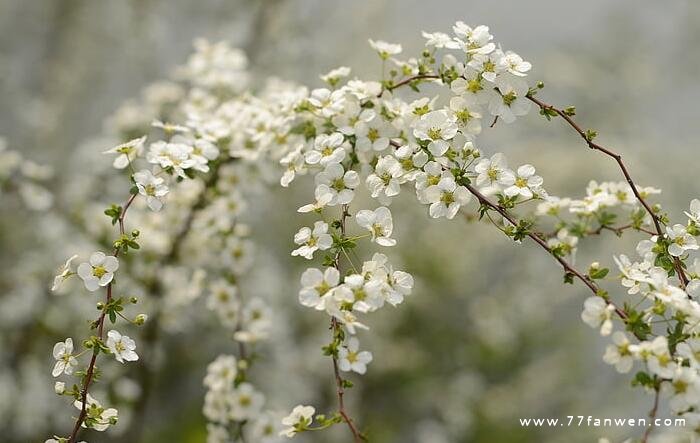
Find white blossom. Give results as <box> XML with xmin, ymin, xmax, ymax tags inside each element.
<box><xmin>106</xmin><ymin>330</ymin><xmax>139</xmax><ymax>364</ymax></box>
<box><xmin>52</xmin><ymin>338</ymin><xmax>78</xmax><ymax>377</ymax></box>
<box><xmin>338</xmin><ymin>337</ymin><xmax>373</xmax><ymax>374</ymax></box>
<box><xmin>355</xmin><ymin>206</ymin><xmax>397</xmax><ymax>246</ymax></box>
<box><xmin>292</xmin><ymin>221</ymin><xmax>333</xmax><ymax>259</ymax></box>
<box><xmin>134</xmin><ymin>169</ymin><xmax>169</xmax><ymax>211</ymax></box>
<box><xmin>77</xmin><ymin>252</ymin><xmax>119</xmax><ymax>292</ymax></box>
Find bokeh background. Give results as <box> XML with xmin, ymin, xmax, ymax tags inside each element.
<box><xmin>1</xmin><ymin>1</ymin><xmax>700</xmax><ymax>442</ymax></box>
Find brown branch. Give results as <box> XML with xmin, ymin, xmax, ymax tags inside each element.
<box><xmin>464</xmin><ymin>183</ymin><xmax>627</xmax><ymax>321</ymax></box>
<box><xmin>526</xmin><ymin>93</ymin><xmax>689</xmax><ymax>288</ymax></box>
<box><xmin>68</xmin><ymin>192</ymin><xmax>137</xmax><ymax>443</ymax></box>
<box><xmin>329</xmin><ymin>204</ymin><xmax>365</xmax><ymax>442</ymax></box>
<box><xmin>640</xmin><ymin>386</ymin><xmax>661</xmax><ymax>443</ymax></box>
<box><xmin>381</xmin><ymin>73</ymin><xmax>440</xmax><ymax>96</ymax></box>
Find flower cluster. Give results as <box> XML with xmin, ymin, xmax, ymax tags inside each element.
<box><xmin>203</xmin><ymin>355</ymin><xmax>281</xmax><ymax>442</ymax></box>
<box><xmin>575</xmin><ymin>198</ymin><xmax>700</xmax><ymax>417</ymax></box>
<box><xmin>275</xmin><ymin>20</ymin><xmax>548</xmax><ymax>440</ymax></box>
<box><xmin>38</xmin><ymin>18</ymin><xmax>700</xmax><ymax>443</ymax></box>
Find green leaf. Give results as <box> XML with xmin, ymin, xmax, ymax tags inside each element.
<box><xmin>589</xmin><ymin>268</ymin><xmax>609</xmax><ymax>280</ymax></box>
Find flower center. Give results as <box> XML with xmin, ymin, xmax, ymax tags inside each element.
<box><xmin>93</xmin><ymin>266</ymin><xmax>107</xmax><ymax>278</ymax></box>
<box><xmin>467</xmin><ymin>79</ymin><xmax>482</xmax><ymax>93</ymax></box>
<box><xmin>502</xmin><ymin>92</ymin><xmax>517</xmax><ymax>106</ymax></box>
<box><xmin>331</xmin><ymin>178</ymin><xmax>346</xmax><ymax>191</ymax></box>
<box><xmin>441</xmin><ymin>192</ymin><xmax>455</xmax><ymax>204</ymax></box>
<box><xmin>367</xmin><ymin>128</ymin><xmax>380</xmax><ymax>142</ymax></box>
<box><xmin>427</xmin><ymin>127</ymin><xmax>442</xmax><ymax>140</ymax></box>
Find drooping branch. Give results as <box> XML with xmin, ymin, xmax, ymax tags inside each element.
<box><xmin>526</xmin><ymin>93</ymin><xmax>689</xmax><ymax>288</ymax></box>
<box><xmin>463</xmin><ymin>183</ymin><xmax>628</xmax><ymax>321</ymax></box>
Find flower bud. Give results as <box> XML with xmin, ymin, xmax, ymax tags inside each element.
<box><xmin>54</xmin><ymin>381</ymin><xmax>66</xmax><ymax>394</ymax></box>
<box><xmin>134</xmin><ymin>314</ymin><xmax>148</xmax><ymax>325</ymax></box>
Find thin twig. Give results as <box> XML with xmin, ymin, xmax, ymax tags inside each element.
<box><xmin>330</xmin><ymin>204</ymin><xmax>365</xmax><ymax>442</ymax></box>
<box><xmin>464</xmin><ymin>183</ymin><xmax>627</xmax><ymax>321</ymax></box>
<box><xmin>640</xmin><ymin>386</ymin><xmax>661</xmax><ymax>443</ymax></box>
<box><xmin>526</xmin><ymin>94</ymin><xmax>689</xmax><ymax>288</ymax></box>
<box><xmin>68</xmin><ymin>192</ymin><xmax>137</xmax><ymax>443</ymax></box>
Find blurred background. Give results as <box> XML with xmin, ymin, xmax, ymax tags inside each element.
<box><xmin>1</xmin><ymin>1</ymin><xmax>700</xmax><ymax>442</ymax></box>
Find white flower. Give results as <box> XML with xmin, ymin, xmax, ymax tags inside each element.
<box><xmin>503</xmin><ymin>164</ymin><xmax>543</xmax><ymax>199</ymax></box>
<box><xmin>489</xmin><ymin>76</ymin><xmax>531</xmax><ymax>123</ymax></box>
<box><xmin>292</xmin><ymin>221</ymin><xmax>333</xmax><ymax>259</ymax></box>
<box><xmin>665</xmin><ymin>367</ymin><xmax>700</xmax><ymax>413</ymax></box>
<box><xmin>77</xmin><ymin>252</ymin><xmax>119</xmax><ymax>291</ymax></box>
<box><xmin>249</xmin><ymin>411</ymin><xmax>283</xmax><ymax>442</ymax></box>
<box><xmin>580</xmin><ymin>296</ymin><xmax>614</xmax><ymax>336</ymax></box>
<box><xmin>685</xmin><ymin>198</ymin><xmax>700</xmax><ymax>224</ymax></box>
<box><xmin>305</xmin><ymin>132</ymin><xmax>346</xmax><ymax>166</ymax></box>
<box><xmin>332</xmin><ymin>103</ymin><xmax>375</xmax><ymax>136</ymax></box>
<box><xmin>51</xmin><ymin>254</ymin><xmax>78</xmax><ymax>291</ymax></box>
<box><xmin>355</xmin><ymin>115</ymin><xmax>395</xmax><ymax>152</ymax></box>
<box><xmin>106</xmin><ymin>330</ymin><xmax>138</xmax><ymax>364</ymax></box>
<box><xmin>234</xmin><ymin>297</ymin><xmax>273</xmax><ymax>343</ymax></box>
<box><xmin>666</xmin><ymin>224</ymin><xmax>698</xmax><ymax>257</ymax></box>
<box><xmin>74</xmin><ymin>393</ymin><xmax>118</xmax><ymax>431</ymax></box>
<box><xmin>421</xmin><ymin>31</ymin><xmax>458</xmax><ymax>49</ymax></box>
<box><xmin>474</xmin><ymin>153</ymin><xmax>515</xmax><ymax>195</ymax></box>
<box><xmin>190</xmin><ymin>138</ymin><xmax>220</xmax><ymax>167</ymax></box>
<box><xmin>424</xmin><ymin>176</ymin><xmax>471</xmax><ymax>219</ymax></box>
<box><xmin>229</xmin><ymin>382</ymin><xmax>265</xmax><ymax>420</ymax></box>
<box><xmin>308</xmin><ymin>88</ymin><xmax>345</xmax><ymax>117</ymax></box>
<box><xmin>413</xmin><ymin>110</ymin><xmax>459</xmax><ymax>157</ymax></box>
<box><xmin>207</xmin><ymin>279</ymin><xmax>239</xmax><ymax>314</ymax></box>
<box><xmin>280</xmin><ymin>145</ymin><xmax>306</xmax><ymax>187</ymax></box>
<box><xmin>547</xmin><ymin>228</ymin><xmax>579</xmax><ymax>257</ymax></box>
<box><xmin>467</xmin><ymin>51</ymin><xmax>505</xmax><ymax>83</ymax></box>
<box><xmin>366</xmin><ymin>155</ymin><xmax>404</xmax><ymax>203</ymax></box>
<box><xmin>355</xmin><ymin>206</ymin><xmax>396</xmax><ymax>246</ymax></box>
<box><xmin>134</xmin><ymin>169</ymin><xmax>169</xmax><ymax>211</ymax></box>
<box><xmin>602</xmin><ymin>331</ymin><xmax>634</xmax><ymax>373</ymax></box>
<box><xmin>536</xmin><ymin>196</ymin><xmax>571</xmax><ymax>217</ymax></box>
<box><xmin>297</xmin><ymin>184</ymin><xmax>334</xmax><ymax>213</ymax></box>
<box><xmin>498</xmin><ymin>51</ymin><xmax>531</xmax><ymax>77</ymax></box>
<box><xmin>146</xmin><ymin>140</ymin><xmax>196</xmax><ymax>177</ymax></box>
<box><xmin>52</xmin><ymin>338</ymin><xmax>78</xmax><ymax>377</ymax></box>
<box><xmin>204</xmin><ymin>355</ymin><xmax>238</xmax><ymax>391</ymax></box>
<box><xmin>103</xmin><ymin>135</ymin><xmax>146</xmax><ymax>169</ymax></box>
<box><xmin>453</xmin><ymin>22</ymin><xmax>495</xmax><ymax>55</ymax></box>
<box><xmin>338</xmin><ymin>337</ymin><xmax>373</xmax><ymax>374</ymax></box>
<box><xmin>314</xmin><ymin>163</ymin><xmax>360</xmax><ymax>206</ymax></box>
<box><xmin>449</xmin><ymin>96</ymin><xmax>482</xmax><ymax>135</ymax></box>
<box><xmin>280</xmin><ymin>405</ymin><xmax>315</xmax><ymax>437</ymax></box>
<box><xmin>677</xmin><ymin>338</ymin><xmax>700</xmax><ymax>368</ymax></box>
<box><xmin>299</xmin><ymin>267</ymin><xmax>339</xmax><ymax>310</ymax></box>
<box><xmin>320</xmin><ymin>66</ymin><xmax>351</xmax><ymax>86</ymax></box>
<box><xmin>207</xmin><ymin>423</ymin><xmax>229</xmax><ymax>443</ymax></box>
<box><xmin>450</xmin><ymin>68</ymin><xmax>492</xmax><ymax>105</ymax></box>
<box><xmin>332</xmin><ymin>310</ymin><xmax>369</xmax><ymax>334</ymax></box>
<box><xmin>368</xmin><ymin>39</ymin><xmax>402</xmax><ymax>59</ymax></box>
<box><xmin>644</xmin><ymin>336</ymin><xmax>676</xmax><ymax>379</ymax></box>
